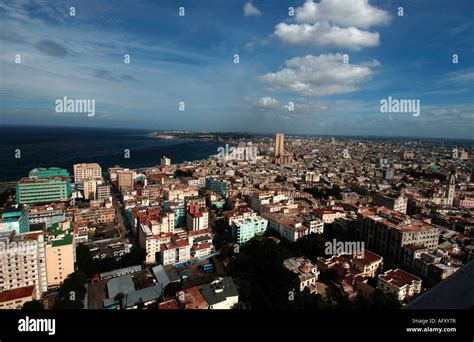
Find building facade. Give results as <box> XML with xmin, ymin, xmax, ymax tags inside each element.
<box><xmin>73</xmin><ymin>163</ymin><xmax>102</xmax><ymax>184</ymax></box>
<box><xmin>231</xmin><ymin>216</ymin><xmax>268</xmax><ymax>244</ymax></box>
<box><xmin>0</xmin><ymin>232</ymin><xmax>47</xmax><ymax>300</ymax></box>
<box><xmin>0</xmin><ymin>206</ymin><xmax>30</xmax><ymax>235</ymax></box>
<box><xmin>16</xmin><ymin>177</ymin><xmax>71</xmax><ymax>205</ymax></box>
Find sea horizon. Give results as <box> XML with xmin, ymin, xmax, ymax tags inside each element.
<box><xmin>0</xmin><ymin>125</ymin><xmax>222</xmax><ymax>182</ymax></box>
<box><xmin>2</xmin><ymin>123</ymin><xmax>473</xmax><ymax>143</ymax></box>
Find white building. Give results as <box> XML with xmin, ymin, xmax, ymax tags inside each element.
<box><xmin>186</xmin><ymin>205</ymin><xmax>209</xmax><ymax>231</ymax></box>
<box><xmin>161</xmin><ymin>156</ymin><xmax>171</xmax><ymax>166</ymax></box>
<box><xmin>377</xmin><ymin>268</ymin><xmax>422</xmax><ymax>302</ymax></box>
<box><xmin>0</xmin><ymin>231</ymin><xmax>47</xmax><ymax>300</ymax></box>
<box><xmin>283</xmin><ymin>257</ymin><xmax>319</xmax><ymax>293</ymax></box>
<box><xmin>160</xmin><ymin>239</ymin><xmax>191</xmax><ymax>266</ymax></box>
<box><xmin>200</xmin><ymin>277</ymin><xmax>239</xmax><ymax>309</ymax></box>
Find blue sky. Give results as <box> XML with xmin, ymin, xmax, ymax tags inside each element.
<box><xmin>0</xmin><ymin>0</ymin><xmax>473</xmax><ymax>138</ymax></box>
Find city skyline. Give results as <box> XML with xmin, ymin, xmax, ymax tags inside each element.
<box><xmin>1</xmin><ymin>0</ymin><xmax>473</xmax><ymax>139</ymax></box>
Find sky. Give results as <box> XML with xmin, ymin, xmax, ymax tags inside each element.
<box><xmin>0</xmin><ymin>0</ymin><xmax>473</xmax><ymax>138</ymax></box>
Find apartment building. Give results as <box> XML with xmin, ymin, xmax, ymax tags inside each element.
<box><xmin>28</xmin><ymin>203</ymin><xmax>65</xmax><ymax>229</ymax></box>
<box><xmin>373</xmin><ymin>193</ymin><xmax>408</xmax><ymax>214</ymax></box>
<box><xmin>73</xmin><ymin>163</ymin><xmax>102</xmax><ymax>184</ymax></box>
<box><xmin>205</xmin><ymin>178</ymin><xmax>230</xmax><ymax>196</ymax></box>
<box><xmin>45</xmin><ymin>223</ymin><xmax>75</xmax><ymax>288</ymax></box>
<box><xmin>164</xmin><ymin>185</ymin><xmax>199</xmax><ymax>201</ymax></box>
<box><xmin>117</xmin><ymin>170</ymin><xmax>134</xmax><ymax>191</ymax></box>
<box><xmin>249</xmin><ymin>191</ymin><xmax>289</xmax><ymax>214</ymax></box>
<box><xmin>186</xmin><ymin>205</ymin><xmax>209</xmax><ymax>231</ymax></box>
<box><xmin>73</xmin><ymin>207</ymin><xmax>115</xmax><ymax>225</ymax></box>
<box><xmin>0</xmin><ymin>231</ymin><xmax>47</xmax><ymax>300</ymax></box>
<box><xmin>356</xmin><ymin>208</ymin><xmax>439</xmax><ymax>264</ymax></box>
<box><xmin>0</xmin><ymin>286</ymin><xmax>35</xmax><ymax>309</ymax></box>
<box><xmin>96</xmin><ymin>184</ymin><xmax>111</xmax><ymax>200</ymax></box>
<box><xmin>377</xmin><ymin>268</ymin><xmax>422</xmax><ymax>302</ymax></box>
<box><xmin>350</xmin><ymin>250</ymin><xmax>384</xmax><ymax>278</ymax></box>
<box><xmin>231</xmin><ymin>216</ymin><xmax>268</xmax><ymax>244</ymax></box>
<box><xmin>224</xmin><ymin>208</ymin><xmax>257</xmax><ymax>226</ymax></box>
<box><xmin>160</xmin><ymin>239</ymin><xmax>191</xmax><ymax>266</ymax></box>
<box><xmin>314</xmin><ymin>208</ymin><xmax>346</xmax><ymax>224</ymax></box>
<box><xmin>283</xmin><ymin>257</ymin><xmax>319</xmax><ymax>293</ymax></box>
<box><xmin>176</xmin><ymin>277</ymin><xmax>239</xmax><ymax>309</ymax></box>
<box><xmin>0</xmin><ymin>206</ymin><xmax>30</xmax><ymax>235</ymax></box>
<box><xmin>83</xmin><ymin>177</ymin><xmax>102</xmax><ymax>200</ymax></box>
<box><xmin>138</xmin><ymin>224</ymin><xmax>173</xmax><ymax>264</ymax></box>
<box><xmin>16</xmin><ymin>177</ymin><xmax>71</xmax><ymax>205</ymax></box>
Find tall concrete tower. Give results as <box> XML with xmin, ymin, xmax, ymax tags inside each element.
<box><xmin>447</xmin><ymin>170</ymin><xmax>456</xmax><ymax>206</ymax></box>
<box><xmin>275</xmin><ymin>133</ymin><xmax>285</xmax><ymax>157</ymax></box>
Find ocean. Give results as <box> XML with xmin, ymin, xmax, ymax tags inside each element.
<box><xmin>0</xmin><ymin>126</ymin><xmax>221</xmax><ymax>181</ymax></box>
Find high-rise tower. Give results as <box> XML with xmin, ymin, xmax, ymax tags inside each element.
<box><xmin>275</xmin><ymin>133</ymin><xmax>284</xmax><ymax>157</ymax></box>
<box><xmin>447</xmin><ymin>170</ymin><xmax>456</xmax><ymax>206</ymax></box>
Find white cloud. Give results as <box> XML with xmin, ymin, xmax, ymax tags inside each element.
<box><xmin>274</xmin><ymin>0</ymin><xmax>390</xmax><ymax>50</ymax></box>
<box><xmin>244</xmin><ymin>2</ymin><xmax>261</xmax><ymax>16</ymax></box>
<box><xmin>248</xmin><ymin>96</ymin><xmax>329</xmax><ymax>120</ymax></box>
<box><xmin>259</xmin><ymin>53</ymin><xmax>380</xmax><ymax>97</ymax></box>
<box><xmin>295</xmin><ymin>0</ymin><xmax>391</xmax><ymax>29</ymax></box>
<box><xmin>428</xmin><ymin>107</ymin><xmax>474</xmax><ymax>120</ymax></box>
<box><xmin>275</xmin><ymin>22</ymin><xmax>379</xmax><ymax>50</ymax></box>
<box><xmin>446</xmin><ymin>70</ymin><xmax>474</xmax><ymax>83</ymax></box>
<box><xmin>255</xmin><ymin>96</ymin><xmax>280</xmax><ymax>108</ymax></box>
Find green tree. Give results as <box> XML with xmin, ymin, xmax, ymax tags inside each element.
<box><xmin>164</xmin><ymin>282</ymin><xmax>183</xmax><ymax>298</ymax></box>
<box><xmin>21</xmin><ymin>300</ymin><xmax>44</xmax><ymax>310</ymax></box>
<box><xmin>115</xmin><ymin>292</ymin><xmax>125</xmax><ymax>310</ymax></box>
<box><xmin>52</xmin><ymin>270</ymin><xmax>87</xmax><ymax>309</ymax></box>
<box><xmin>232</xmin><ymin>301</ymin><xmax>248</xmax><ymax>310</ymax></box>
<box><xmin>371</xmin><ymin>289</ymin><xmax>401</xmax><ymax>310</ymax></box>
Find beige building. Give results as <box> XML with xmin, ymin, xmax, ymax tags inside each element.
<box><xmin>357</xmin><ymin>208</ymin><xmax>439</xmax><ymax>264</ymax></box>
<box><xmin>275</xmin><ymin>133</ymin><xmax>285</xmax><ymax>157</ymax></box>
<box><xmin>0</xmin><ymin>285</ymin><xmax>35</xmax><ymax>309</ymax></box>
<box><xmin>283</xmin><ymin>257</ymin><xmax>319</xmax><ymax>293</ymax></box>
<box><xmin>315</xmin><ymin>209</ymin><xmax>346</xmax><ymax>224</ymax></box>
<box><xmin>83</xmin><ymin>177</ymin><xmax>102</xmax><ymax>200</ymax></box>
<box><xmin>350</xmin><ymin>250</ymin><xmax>384</xmax><ymax>277</ymax></box>
<box><xmin>45</xmin><ymin>234</ymin><xmax>75</xmax><ymax>288</ymax></box>
<box><xmin>117</xmin><ymin>170</ymin><xmax>134</xmax><ymax>191</ymax></box>
<box><xmin>164</xmin><ymin>186</ymin><xmax>198</xmax><ymax>201</ymax></box>
<box><xmin>74</xmin><ymin>163</ymin><xmax>102</xmax><ymax>184</ymax></box>
<box><xmin>74</xmin><ymin>207</ymin><xmax>115</xmax><ymax>225</ymax></box>
<box><xmin>459</xmin><ymin>149</ymin><xmax>469</xmax><ymax>160</ymax></box>
<box><xmin>373</xmin><ymin>194</ymin><xmax>408</xmax><ymax>214</ymax></box>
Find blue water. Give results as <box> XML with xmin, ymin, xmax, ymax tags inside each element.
<box><xmin>0</xmin><ymin>126</ymin><xmax>221</xmax><ymax>181</ymax></box>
